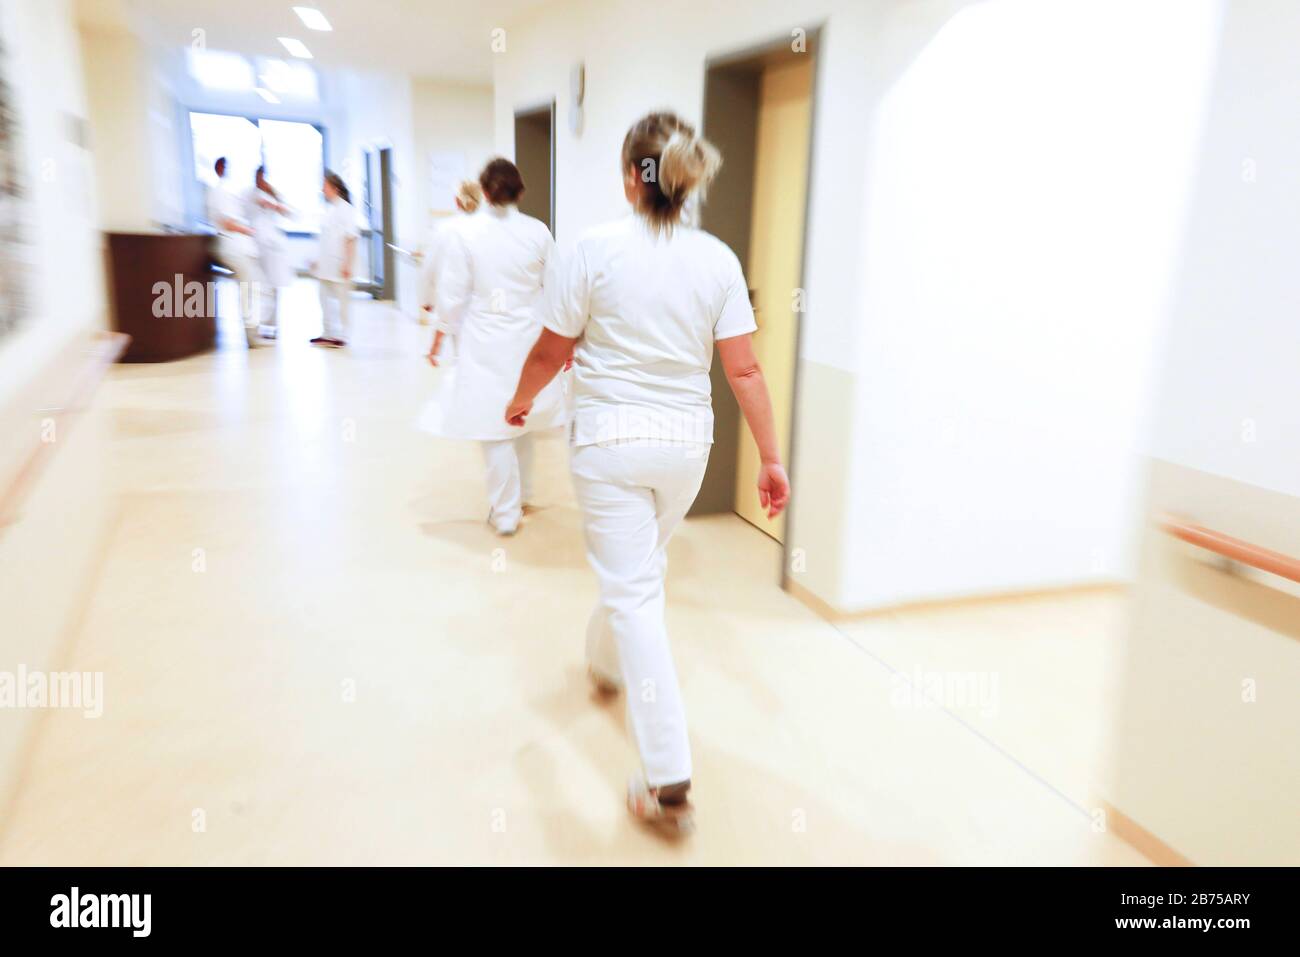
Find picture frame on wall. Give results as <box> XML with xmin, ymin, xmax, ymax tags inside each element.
<box><xmin>0</xmin><ymin>29</ymin><xmax>31</xmax><ymax>341</ymax></box>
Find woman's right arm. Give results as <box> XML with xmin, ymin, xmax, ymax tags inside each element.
<box><xmin>717</xmin><ymin>334</ymin><xmax>790</xmax><ymax>519</ymax></box>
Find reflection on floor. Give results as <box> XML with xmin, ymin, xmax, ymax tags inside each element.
<box><xmin>0</xmin><ymin>280</ymin><xmax>1148</xmax><ymax>865</ymax></box>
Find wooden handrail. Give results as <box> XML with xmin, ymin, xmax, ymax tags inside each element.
<box><xmin>1158</xmin><ymin>514</ymin><xmax>1300</xmax><ymax>585</ymax></box>
<box><xmin>0</xmin><ymin>331</ymin><xmax>129</xmax><ymax>534</ymax></box>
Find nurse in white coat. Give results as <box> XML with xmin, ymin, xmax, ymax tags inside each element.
<box><xmin>311</xmin><ymin>171</ymin><xmax>359</xmax><ymax>348</ymax></box>
<box><xmin>435</xmin><ymin>158</ymin><xmax>566</xmax><ymax>536</ymax></box>
<box><xmin>246</xmin><ymin>166</ymin><xmax>293</xmax><ymax>339</ymax></box>
<box><xmin>207</xmin><ymin>157</ymin><xmax>263</xmax><ymax>348</ymax></box>
<box><xmin>420</xmin><ymin>179</ymin><xmax>482</xmax><ymax>365</ymax></box>
<box><xmin>506</xmin><ymin>112</ymin><xmax>790</xmax><ymax>832</ymax></box>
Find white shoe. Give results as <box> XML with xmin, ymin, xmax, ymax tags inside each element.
<box><xmin>245</xmin><ymin>328</ymin><xmax>266</xmax><ymax>348</ymax></box>
<box><xmin>487</xmin><ymin>511</ymin><xmax>518</xmax><ymax>537</ymax></box>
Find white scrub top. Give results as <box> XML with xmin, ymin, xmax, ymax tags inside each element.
<box><xmin>419</xmin><ymin>215</ymin><xmax>460</xmax><ymax>314</ymax></box>
<box><xmin>207</xmin><ymin>180</ymin><xmax>256</xmax><ymax>260</ymax></box>
<box><xmin>316</xmin><ymin>197</ymin><xmax>360</xmax><ymax>282</ymax></box>
<box><xmin>433</xmin><ymin>205</ymin><xmax>568</xmax><ymax>441</ymax></box>
<box><xmin>245</xmin><ymin>187</ymin><xmax>293</xmax><ymax>288</ymax></box>
<box><xmin>544</xmin><ymin>214</ymin><xmax>757</xmax><ymax>446</ymax></box>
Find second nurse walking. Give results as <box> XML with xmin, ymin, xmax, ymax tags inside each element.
<box><xmin>435</xmin><ymin>158</ymin><xmax>567</xmax><ymax>535</ymax></box>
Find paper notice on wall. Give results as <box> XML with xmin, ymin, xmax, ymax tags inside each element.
<box><xmin>429</xmin><ymin>152</ymin><xmax>466</xmax><ymax>214</ymax></box>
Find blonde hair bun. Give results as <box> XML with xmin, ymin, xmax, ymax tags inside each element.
<box><xmin>622</xmin><ymin>111</ymin><xmax>722</xmax><ymax>234</ymax></box>
<box><xmin>456</xmin><ymin>179</ymin><xmax>483</xmax><ymax>213</ymax></box>
<box><xmin>659</xmin><ymin>130</ymin><xmax>721</xmax><ymax>205</ymax></box>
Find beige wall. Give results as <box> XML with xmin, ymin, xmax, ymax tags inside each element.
<box><xmin>0</xmin><ymin>0</ymin><xmax>105</xmax><ymax>413</ymax></box>
<box><xmin>412</xmin><ymin>78</ymin><xmax>494</xmax><ymax>228</ymax></box>
<box><xmin>77</xmin><ymin>25</ymin><xmax>183</xmax><ymax>232</ymax></box>
<box><xmin>1104</xmin><ymin>0</ymin><xmax>1300</xmax><ymax>865</ymax></box>
<box><xmin>0</xmin><ymin>0</ymin><xmax>114</xmax><ymax>821</ymax></box>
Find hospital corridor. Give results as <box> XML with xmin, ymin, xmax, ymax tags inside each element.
<box><xmin>0</xmin><ymin>0</ymin><xmax>1297</xmax><ymax>909</ymax></box>
<box><xmin>0</xmin><ymin>286</ymin><xmax>1148</xmax><ymax>866</ymax></box>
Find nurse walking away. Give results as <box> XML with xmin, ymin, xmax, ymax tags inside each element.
<box><xmin>311</xmin><ymin>171</ymin><xmax>359</xmax><ymax>348</ymax></box>
<box><xmin>246</xmin><ymin>165</ymin><xmax>293</xmax><ymax>340</ymax></box>
<box><xmin>435</xmin><ymin>158</ymin><xmax>567</xmax><ymax>536</ymax></box>
<box><xmin>506</xmin><ymin>111</ymin><xmax>790</xmax><ymax>832</ymax></box>
<box><xmin>420</xmin><ymin>178</ymin><xmax>483</xmax><ymax>366</ymax></box>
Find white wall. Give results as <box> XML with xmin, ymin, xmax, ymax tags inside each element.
<box><xmin>0</xmin><ymin>0</ymin><xmax>104</xmax><ymax>412</ymax></box>
<box><xmin>839</xmin><ymin>0</ymin><xmax>1223</xmax><ymax>608</ymax></box>
<box><xmin>1144</xmin><ymin>0</ymin><xmax>1300</xmax><ymax>498</ymax></box>
<box><xmin>1100</xmin><ymin>0</ymin><xmax>1300</xmax><ymax>866</ymax></box>
<box><xmin>78</xmin><ymin>27</ymin><xmax>152</xmax><ymax>231</ymax></box>
<box><xmin>494</xmin><ymin>0</ymin><xmax>1221</xmax><ymax>611</ymax></box>
<box><xmin>0</xmin><ymin>0</ymin><xmax>114</xmax><ymax>819</ymax></box>
<box><xmin>412</xmin><ymin>79</ymin><xmax>495</xmax><ymax>229</ymax></box>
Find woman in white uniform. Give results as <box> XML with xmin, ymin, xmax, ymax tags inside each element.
<box><xmin>506</xmin><ymin>111</ymin><xmax>790</xmax><ymax>831</ymax></box>
<box><xmin>311</xmin><ymin>171</ymin><xmax>359</xmax><ymax>348</ymax></box>
<box><xmin>436</xmin><ymin>158</ymin><xmax>567</xmax><ymax>536</ymax></box>
<box><xmin>246</xmin><ymin>165</ymin><xmax>293</xmax><ymax>339</ymax></box>
<box><xmin>207</xmin><ymin>157</ymin><xmax>263</xmax><ymax>348</ymax></box>
<box><xmin>420</xmin><ymin>179</ymin><xmax>482</xmax><ymax>366</ymax></box>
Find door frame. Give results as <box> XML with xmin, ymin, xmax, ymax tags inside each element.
<box><xmin>696</xmin><ymin>26</ymin><xmax>825</xmax><ymax>589</ymax></box>
<box><xmin>512</xmin><ymin>98</ymin><xmax>557</xmax><ymax>235</ymax></box>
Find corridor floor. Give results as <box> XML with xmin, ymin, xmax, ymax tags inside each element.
<box><xmin>0</xmin><ymin>283</ymin><xmax>1148</xmax><ymax>865</ymax></box>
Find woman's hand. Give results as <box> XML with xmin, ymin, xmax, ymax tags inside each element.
<box><xmin>505</xmin><ymin>397</ymin><xmax>532</xmax><ymax>427</ymax></box>
<box><xmin>757</xmin><ymin>462</ymin><xmax>790</xmax><ymax>519</ymax></box>
<box><xmin>427</xmin><ymin>330</ymin><xmax>444</xmax><ymax>367</ymax></box>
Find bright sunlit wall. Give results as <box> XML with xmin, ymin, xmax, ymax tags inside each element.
<box><xmin>840</xmin><ymin>0</ymin><xmax>1223</xmax><ymax>608</ymax></box>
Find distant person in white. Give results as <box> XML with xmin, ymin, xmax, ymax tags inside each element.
<box><xmin>245</xmin><ymin>165</ymin><xmax>292</xmax><ymax>340</ymax></box>
<box><xmin>435</xmin><ymin>158</ymin><xmax>567</xmax><ymax>536</ymax></box>
<box><xmin>311</xmin><ymin>170</ymin><xmax>358</xmax><ymax>348</ymax></box>
<box><xmin>506</xmin><ymin>112</ymin><xmax>790</xmax><ymax>832</ymax></box>
<box><xmin>206</xmin><ymin>156</ymin><xmax>264</xmax><ymax>348</ymax></box>
<box><xmin>420</xmin><ymin>178</ymin><xmax>483</xmax><ymax>365</ymax></box>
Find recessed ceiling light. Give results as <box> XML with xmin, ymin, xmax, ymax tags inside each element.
<box><xmin>255</xmin><ymin>86</ymin><xmax>281</xmax><ymax>104</ymax></box>
<box><xmin>277</xmin><ymin>37</ymin><xmax>313</xmax><ymax>59</ymax></box>
<box><xmin>293</xmin><ymin>7</ymin><xmax>333</xmax><ymax>31</ymax></box>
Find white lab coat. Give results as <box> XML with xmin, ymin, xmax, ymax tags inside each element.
<box><xmin>207</xmin><ymin>180</ymin><xmax>257</xmax><ymax>265</ymax></box>
<box><xmin>419</xmin><ymin>217</ymin><xmax>450</xmax><ymax>311</ymax></box>
<box><xmin>315</xmin><ymin>197</ymin><xmax>360</xmax><ymax>282</ymax></box>
<box><xmin>430</xmin><ymin>205</ymin><xmax>567</xmax><ymax>441</ymax></box>
<box><xmin>245</xmin><ymin>187</ymin><xmax>293</xmax><ymax>288</ymax></box>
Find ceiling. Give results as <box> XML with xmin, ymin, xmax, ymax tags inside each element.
<box><xmin>74</xmin><ymin>0</ymin><xmax>551</xmax><ymax>83</ymax></box>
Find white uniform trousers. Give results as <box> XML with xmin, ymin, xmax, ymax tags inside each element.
<box><xmin>570</xmin><ymin>439</ymin><xmax>710</xmax><ymax>787</ymax></box>
<box><xmin>257</xmin><ymin>285</ymin><xmax>279</xmax><ymax>331</ymax></box>
<box><xmin>218</xmin><ymin>243</ymin><xmax>259</xmax><ymax>332</ymax></box>
<box><xmin>480</xmin><ymin>432</ymin><xmax>535</xmax><ymax>533</ymax></box>
<box><xmin>319</xmin><ymin>279</ymin><xmax>351</xmax><ymax>340</ymax></box>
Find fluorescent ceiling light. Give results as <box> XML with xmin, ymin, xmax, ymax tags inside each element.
<box><xmin>277</xmin><ymin>37</ymin><xmax>313</xmax><ymax>59</ymax></box>
<box><xmin>255</xmin><ymin>86</ymin><xmax>281</xmax><ymax>104</ymax></box>
<box><xmin>293</xmin><ymin>7</ymin><xmax>333</xmax><ymax>31</ymax></box>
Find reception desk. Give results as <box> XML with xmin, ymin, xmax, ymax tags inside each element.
<box><xmin>106</xmin><ymin>232</ymin><xmax>216</xmax><ymax>362</ymax></box>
